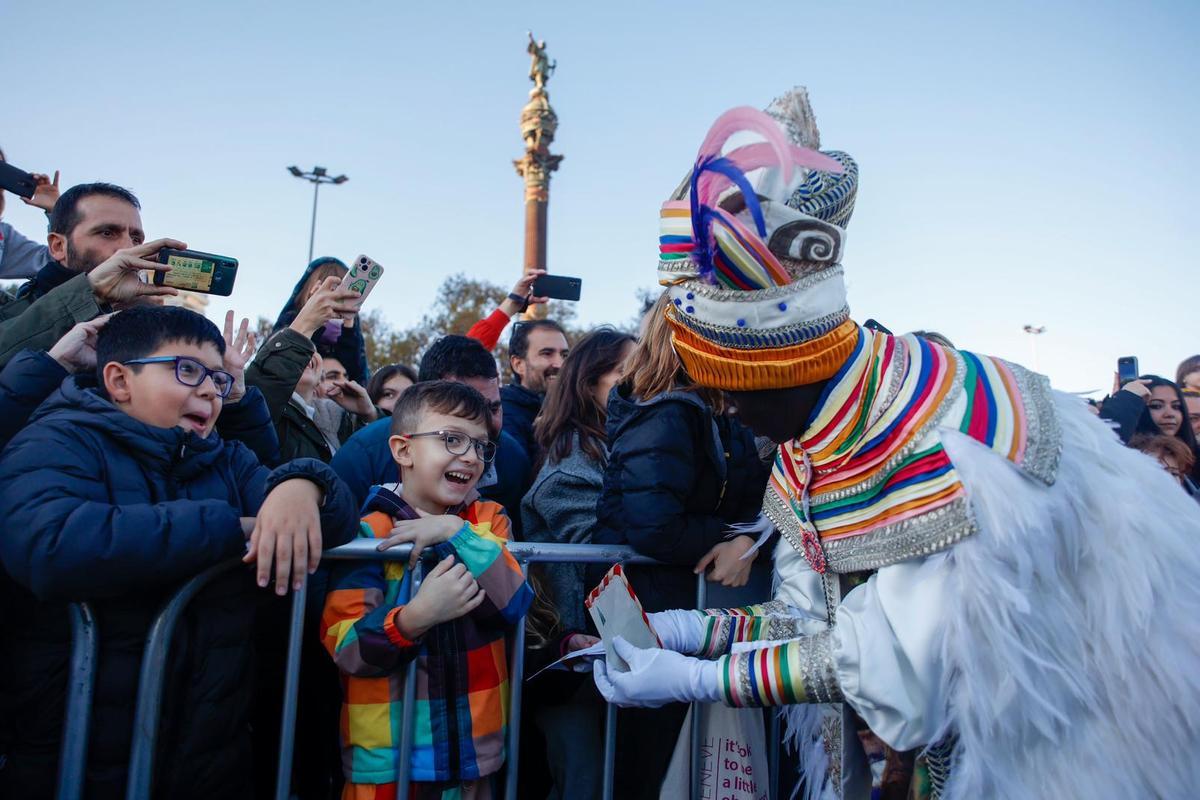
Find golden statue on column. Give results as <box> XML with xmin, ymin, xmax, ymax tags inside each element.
<box><xmin>513</xmin><ymin>32</ymin><xmax>563</xmax><ymax>320</ymax></box>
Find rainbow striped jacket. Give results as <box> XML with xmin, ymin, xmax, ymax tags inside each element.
<box><xmin>321</xmin><ymin>486</ymin><xmax>533</xmax><ymax>785</ymax></box>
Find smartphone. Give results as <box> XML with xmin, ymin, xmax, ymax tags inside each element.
<box><xmin>1117</xmin><ymin>356</ymin><xmax>1140</xmax><ymax>386</ymax></box>
<box><xmin>0</xmin><ymin>161</ymin><xmax>38</xmax><ymax>199</ymax></box>
<box><xmin>533</xmin><ymin>273</ymin><xmax>582</xmax><ymax>302</ymax></box>
<box><xmin>154</xmin><ymin>248</ymin><xmax>238</xmax><ymax>296</ymax></box>
<box><xmin>336</xmin><ymin>255</ymin><xmax>385</xmax><ymax>320</ymax></box>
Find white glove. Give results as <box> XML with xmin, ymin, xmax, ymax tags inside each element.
<box><xmin>593</xmin><ymin>637</ymin><xmax>721</xmax><ymax>707</ymax></box>
<box><xmin>649</xmin><ymin>609</ymin><xmax>707</xmax><ymax>655</ymax></box>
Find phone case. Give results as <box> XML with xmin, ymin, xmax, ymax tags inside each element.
<box><xmin>339</xmin><ymin>255</ymin><xmax>385</xmax><ymax>319</ymax></box>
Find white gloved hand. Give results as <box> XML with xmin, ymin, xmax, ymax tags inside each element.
<box><xmin>593</xmin><ymin>637</ymin><xmax>722</xmax><ymax>707</ymax></box>
<box><xmin>649</xmin><ymin>609</ymin><xmax>707</xmax><ymax>655</ymax></box>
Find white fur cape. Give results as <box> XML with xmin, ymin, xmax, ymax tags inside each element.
<box><xmin>777</xmin><ymin>392</ymin><xmax>1200</xmax><ymax>798</ymax></box>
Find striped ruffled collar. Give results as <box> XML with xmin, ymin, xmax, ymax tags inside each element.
<box><xmin>764</xmin><ymin>327</ymin><xmax>1060</xmax><ymax>574</ymax></box>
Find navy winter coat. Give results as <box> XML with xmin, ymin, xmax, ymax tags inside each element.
<box><xmin>591</xmin><ymin>384</ymin><xmax>769</xmax><ymax>612</ymax></box>
<box><xmin>0</xmin><ymin>378</ymin><xmax>357</xmax><ymax>799</ymax></box>
<box><xmin>500</xmin><ymin>382</ymin><xmax>542</xmax><ymax>468</ymax></box>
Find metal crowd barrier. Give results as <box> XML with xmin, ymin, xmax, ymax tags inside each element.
<box><xmin>59</xmin><ymin>541</ymin><xmax>784</xmax><ymax>800</ymax></box>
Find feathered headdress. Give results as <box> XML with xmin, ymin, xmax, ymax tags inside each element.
<box><xmin>657</xmin><ymin>89</ymin><xmax>862</xmax><ymax>391</ymax></box>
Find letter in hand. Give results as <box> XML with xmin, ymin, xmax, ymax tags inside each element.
<box><xmin>244</xmin><ymin>478</ymin><xmax>324</xmax><ymax>595</ymax></box>
<box><xmin>398</xmin><ymin>555</ymin><xmax>486</xmax><ymax>639</ymax></box>
<box><xmin>47</xmin><ymin>313</ymin><xmax>113</xmax><ymax>372</ymax></box>
<box><xmin>593</xmin><ymin>637</ymin><xmax>721</xmax><ymax>707</ymax></box>
<box><xmin>221</xmin><ymin>310</ymin><xmax>257</xmax><ymax>403</ymax></box>
<box><xmin>377</xmin><ymin>514</ymin><xmax>464</xmax><ymax>568</ymax></box>
<box><xmin>87</xmin><ymin>238</ymin><xmax>186</xmax><ymax>308</ymax></box>
<box><xmin>290</xmin><ymin>276</ymin><xmax>361</xmax><ymax>338</ymax></box>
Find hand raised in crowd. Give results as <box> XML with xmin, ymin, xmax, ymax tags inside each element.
<box><xmin>1114</xmin><ymin>373</ymin><xmax>1151</xmax><ymax>400</ymax></box>
<box><xmin>500</xmin><ymin>267</ymin><xmax>551</xmax><ymax>316</ymax></box>
<box><xmin>397</xmin><ymin>555</ymin><xmax>486</xmax><ymax>639</ymax></box>
<box><xmin>47</xmin><ymin>313</ymin><xmax>113</xmax><ymax>372</ymax></box>
<box><xmin>21</xmin><ymin>170</ymin><xmax>61</xmax><ymax>212</ymax></box>
<box><xmin>326</xmin><ymin>377</ymin><xmax>377</xmax><ymax>421</ymax></box>
<box><xmin>221</xmin><ymin>311</ymin><xmax>257</xmax><ymax>403</ymax></box>
<box><xmin>694</xmin><ymin>534</ymin><xmax>757</xmax><ymax>588</ymax></box>
<box><xmin>87</xmin><ymin>238</ymin><xmax>184</xmax><ymax>308</ymax></box>
<box><xmin>377</xmin><ymin>513</ymin><xmax>464</xmax><ymax>568</ymax></box>
<box><xmin>290</xmin><ymin>276</ymin><xmax>360</xmax><ymax>337</ymax></box>
<box><xmin>244</xmin><ymin>478</ymin><xmax>325</xmax><ymax>595</ymax></box>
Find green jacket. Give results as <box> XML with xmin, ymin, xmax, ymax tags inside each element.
<box><xmin>246</xmin><ymin>327</ymin><xmax>364</xmax><ymax>463</ymax></box>
<box><xmin>0</xmin><ymin>271</ymin><xmax>104</xmax><ymax>368</ymax></box>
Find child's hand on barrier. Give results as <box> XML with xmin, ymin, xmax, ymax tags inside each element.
<box><xmin>400</xmin><ymin>555</ymin><xmax>485</xmax><ymax>638</ymax></box>
<box><xmin>377</xmin><ymin>514</ymin><xmax>463</xmax><ymax>568</ymax></box>
<box><xmin>244</xmin><ymin>478</ymin><xmax>324</xmax><ymax>595</ymax></box>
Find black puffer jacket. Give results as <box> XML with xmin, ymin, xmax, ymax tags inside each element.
<box><xmin>0</xmin><ymin>378</ymin><xmax>357</xmax><ymax>799</ymax></box>
<box><xmin>591</xmin><ymin>384</ymin><xmax>769</xmax><ymax>613</ymax></box>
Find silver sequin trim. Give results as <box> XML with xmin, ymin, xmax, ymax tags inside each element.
<box><xmin>1005</xmin><ymin>360</ymin><xmax>1062</xmax><ymax>486</ymax></box>
<box><xmin>663</xmin><ymin>263</ymin><xmax>845</xmax><ymax>302</ymax></box>
<box><xmin>924</xmin><ymin>735</ymin><xmax>957</xmax><ymax>799</ymax></box>
<box><xmin>801</xmin><ymin>629</ymin><xmax>844</xmax><ymax>704</ymax></box>
<box><xmin>821</xmin><ymin>495</ymin><xmax>977</xmax><ymax>574</ymax></box>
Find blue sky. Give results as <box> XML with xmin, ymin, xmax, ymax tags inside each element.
<box><xmin>3</xmin><ymin>0</ymin><xmax>1196</xmax><ymax>393</ymax></box>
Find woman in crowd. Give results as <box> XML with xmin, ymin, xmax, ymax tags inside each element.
<box><xmin>272</xmin><ymin>257</ymin><xmax>369</xmax><ymax>384</ymax></box>
<box><xmin>589</xmin><ymin>293</ymin><xmax>771</xmax><ymax>799</ymax></box>
<box><xmin>1102</xmin><ymin>374</ymin><xmax>1200</xmax><ymax>481</ymax></box>
<box><xmin>365</xmin><ymin>363</ymin><xmax>417</xmax><ymax>414</ymax></box>
<box><xmin>1129</xmin><ymin>432</ymin><xmax>1200</xmax><ymax>499</ymax></box>
<box><xmin>1177</xmin><ymin>355</ymin><xmax>1200</xmax><ymax>391</ymax></box>
<box><xmin>519</xmin><ymin>326</ymin><xmax>634</xmax><ymax>800</ymax></box>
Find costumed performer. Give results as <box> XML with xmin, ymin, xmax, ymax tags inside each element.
<box><xmin>593</xmin><ymin>88</ymin><xmax>1200</xmax><ymax>799</ymax></box>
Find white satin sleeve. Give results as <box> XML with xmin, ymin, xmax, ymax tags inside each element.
<box><xmin>831</xmin><ymin>551</ymin><xmax>952</xmax><ymax>751</ymax></box>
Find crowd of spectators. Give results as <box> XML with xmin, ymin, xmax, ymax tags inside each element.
<box><xmin>0</xmin><ymin>158</ymin><xmax>1197</xmax><ymax>800</ymax></box>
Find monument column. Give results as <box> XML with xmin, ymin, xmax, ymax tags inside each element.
<box><xmin>513</xmin><ymin>33</ymin><xmax>563</xmax><ymax>320</ymax></box>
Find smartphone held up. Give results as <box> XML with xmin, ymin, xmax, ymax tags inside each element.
<box><xmin>153</xmin><ymin>249</ymin><xmax>239</xmax><ymax>296</ymax></box>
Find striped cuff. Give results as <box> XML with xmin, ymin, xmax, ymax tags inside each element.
<box><xmin>698</xmin><ymin>605</ymin><xmax>803</xmax><ymax>658</ymax></box>
<box><xmin>717</xmin><ymin>629</ymin><xmax>842</xmax><ymax>707</ymax></box>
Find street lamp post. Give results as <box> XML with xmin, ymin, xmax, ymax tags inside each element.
<box><xmin>1022</xmin><ymin>324</ymin><xmax>1047</xmax><ymax>371</ymax></box>
<box><xmin>287</xmin><ymin>165</ymin><xmax>348</xmax><ymax>263</ymax></box>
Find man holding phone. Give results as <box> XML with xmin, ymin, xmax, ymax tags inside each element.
<box><xmin>0</xmin><ymin>183</ymin><xmax>180</xmax><ymax>367</ymax></box>
<box><xmin>0</xmin><ymin>147</ymin><xmax>59</xmax><ymax>280</ymax></box>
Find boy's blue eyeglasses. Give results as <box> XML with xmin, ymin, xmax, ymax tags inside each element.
<box><xmin>122</xmin><ymin>356</ymin><xmax>236</xmax><ymax>399</ymax></box>
<box><xmin>402</xmin><ymin>430</ymin><xmax>497</xmax><ymax>464</ymax></box>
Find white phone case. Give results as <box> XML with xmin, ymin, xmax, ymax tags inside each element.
<box><xmin>338</xmin><ymin>254</ymin><xmax>385</xmax><ymax>320</ymax></box>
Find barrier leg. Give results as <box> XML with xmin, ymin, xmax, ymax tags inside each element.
<box><xmin>690</xmin><ymin>574</ymin><xmax>708</xmax><ymax>800</ymax></box>
<box><xmin>601</xmin><ymin>702</ymin><xmax>618</xmax><ymax>800</ymax></box>
<box><xmin>273</xmin><ymin>578</ymin><xmax>308</xmax><ymax>800</ymax></box>
<box><xmin>503</xmin><ymin>562</ymin><xmax>530</xmax><ymax>799</ymax></box>
<box><xmin>768</xmin><ymin>709</ymin><xmax>781</xmax><ymax>800</ymax></box>
<box><xmin>56</xmin><ymin>603</ymin><xmax>97</xmax><ymax>800</ymax></box>
<box><xmin>395</xmin><ymin>563</ymin><xmax>423</xmax><ymax>796</ymax></box>
<box><xmin>126</xmin><ymin>562</ymin><xmax>237</xmax><ymax>800</ymax></box>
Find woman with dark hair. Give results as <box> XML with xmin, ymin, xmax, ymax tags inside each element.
<box><xmin>272</xmin><ymin>256</ymin><xmax>370</xmax><ymax>383</ymax></box>
<box><xmin>519</xmin><ymin>326</ymin><xmax>634</xmax><ymax>800</ymax></box>
<box><xmin>1102</xmin><ymin>374</ymin><xmax>1200</xmax><ymax>480</ymax></box>
<box><xmin>365</xmin><ymin>363</ymin><xmax>417</xmax><ymax>414</ymax></box>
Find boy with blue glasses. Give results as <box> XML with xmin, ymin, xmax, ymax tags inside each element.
<box><xmin>0</xmin><ymin>305</ymin><xmax>358</xmax><ymax>798</ymax></box>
